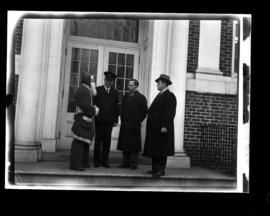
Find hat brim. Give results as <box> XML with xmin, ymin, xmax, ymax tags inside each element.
<box><xmin>155</xmin><ymin>78</ymin><xmax>172</xmax><ymax>85</ymax></box>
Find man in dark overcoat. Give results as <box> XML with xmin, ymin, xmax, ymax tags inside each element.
<box><xmin>143</xmin><ymin>74</ymin><xmax>177</xmax><ymax>178</ymax></box>
<box><xmin>70</xmin><ymin>72</ymin><xmax>99</xmax><ymax>171</ymax></box>
<box><xmin>117</xmin><ymin>79</ymin><xmax>148</xmax><ymax>170</ymax></box>
<box><xmin>93</xmin><ymin>71</ymin><xmax>119</xmax><ymax>168</ymax></box>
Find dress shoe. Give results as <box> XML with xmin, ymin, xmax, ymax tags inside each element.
<box><xmin>84</xmin><ymin>164</ymin><xmax>90</xmax><ymax>168</ymax></box>
<box><xmin>94</xmin><ymin>163</ymin><xmax>100</xmax><ymax>168</ymax></box>
<box><xmin>147</xmin><ymin>170</ymin><xmax>155</xmax><ymax>174</ymax></box>
<box><xmin>130</xmin><ymin>165</ymin><xmax>138</xmax><ymax>170</ymax></box>
<box><xmin>102</xmin><ymin>164</ymin><xmax>111</xmax><ymax>168</ymax></box>
<box><xmin>71</xmin><ymin>167</ymin><xmax>85</xmax><ymax>171</ymax></box>
<box><xmin>118</xmin><ymin>164</ymin><xmax>130</xmax><ymax>168</ymax></box>
<box><xmin>152</xmin><ymin>171</ymin><xmax>165</xmax><ymax>178</ymax></box>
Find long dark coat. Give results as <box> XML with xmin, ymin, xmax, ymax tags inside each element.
<box><xmin>117</xmin><ymin>91</ymin><xmax>148</xmax><ymax>152</ymax></box>
<box><xmin>143</xmin><ymin>89</ymin><xmax>177</xmax><ymax>158</ymax></box>
<box><xmin>94</xmin><ymin>86</ymin><xmax>119</xmax><ymax>124</ymax></box>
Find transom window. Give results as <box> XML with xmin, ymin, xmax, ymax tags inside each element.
<box><xmin>70</xmin><ymin>19</ymin><xmax>139</xmax><ymax>43</ymax></box>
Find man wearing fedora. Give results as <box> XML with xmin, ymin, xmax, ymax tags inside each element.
<box><xmin>93</xmin><ymin>71</ymin><xmax>119</xmax><ymax>168</ymax></box>
<box><xmin>143</xmin><ymin>74</ymin><xmax>177</xmax><ymax>178</ymax></box>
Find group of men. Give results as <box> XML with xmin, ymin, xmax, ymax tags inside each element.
<box><xmin>70</xmin><ymin>71</ymin><xmax>176</xmax><ymax>178</ymax></box>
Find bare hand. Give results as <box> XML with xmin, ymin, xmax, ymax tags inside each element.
<box><xmin>161</xmin><ymin>127</ymin><xmax>168</xmax><ymax>133</ymax></box>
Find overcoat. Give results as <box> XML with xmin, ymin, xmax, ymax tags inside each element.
<box><xmin>143</xmin><ymin>89</ymin><xmax>177</xmax><ymax>157</ymax></box>
<box><xmin>71</xmin><ymin>84</ymin><xmax>96</xmax><ymax>144</ymax></box>
<box><xmin>94</xmin><ymin>86</ymin><xmax>119</xmax><ymax>124</ymax></box>
<box><xmin>117</xmin><ymin>91</ymin><xmax>148</xmax><ymax>152</ymax></box>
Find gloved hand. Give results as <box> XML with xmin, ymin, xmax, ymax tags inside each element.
<box><xmin>90</xmin><ymin>75</ymin><xmax>97</xmax><ymax>96</ymax></box>
<box><xmin>93</xmin><ymin>105</ymin><xmax>99</xmax><ymax>116</ymax></box>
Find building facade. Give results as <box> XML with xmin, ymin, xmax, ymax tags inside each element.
<box><xmin>12</xmin><ymin>18</ymin><xmax>239</xmax><ymax>167</ymax></box>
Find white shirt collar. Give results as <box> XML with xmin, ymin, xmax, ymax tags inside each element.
<box><xmin>104</xmin><ymin>85</ymin><xmax>110</xmax><ymax>90</ymax></box>
<box><xmin>160</xmin><ymin>87</ymin><xmax>168</xmax><ymax>95</ymax></box>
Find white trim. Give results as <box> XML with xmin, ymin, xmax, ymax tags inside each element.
<box><xmin>72</xmin><ymin>133</ymin><xmax>93</xmax><ymax>145</ymax></box>
<box><xmin>186</xmin><ymin>72</ymin><xmax>238</xmax><ymax>95</ymax></box>
<box><xmin>15</xmin><ymin>54</ymin><xmax>21</xmax><ymax>75</ymax></box>
<box><xmin>196</xmin><ymin>67</ymin><xmax>223</xmax><ymax>75</ymax></box>
<box><xmin>197</xmin><ymin>20</ymin><xmax>222</xmax><ymax>74</ymax></box>
<box><xmin>68</xmin><ymin>35</ymin><xmax>140</xmax><ymax>50</ymax></box>
<box><xmin>231</xmin><ymin>20</ymin><xmax>239</xmax><ymax>78</ymax></box>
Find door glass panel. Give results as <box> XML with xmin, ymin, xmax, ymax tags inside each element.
<box><xmin>117</xmin><ymin>66</ymin><xmax>125</xmax><ymax>78</ymax></box>
<box><xmin>67</xmin><ymin>47</ymin><xmax>99</xmax><ymax>113</ymax></box>
<box><xmin>126</xmin><ymin>54</ymin><xmax>134</xmax><ymax>66</ymax></box>
<box><xmin>108</xmin><ymin>65</ymin><xmax>116</xmax><ymax>74</ymax></box>
<box><xmin>71</xmin><ymin>61</ymin><xmax>79</xmax><ymax>73</ymax></box>
<box><xmin>126</xmin><ymin>66</ymin><xmax>133</xmax><ymax>79</ymax></box>
<box><xmin>117</xmin><ymin>53</ymin><xmax>126</xmax><ymax>66</ymax></box>
<box><xmin>116</xmin><ymin>79</ymin><xmax>124</xmax><ymax>90</ymax></box>
<box><xmin>109</xmin><ymin>52</ymin><xmax>117</xmax><ymax>64</ymax></box>
<box><xmin>108</xmin><ymin>51</ymin><xmax>135</xmax><ymax>102</ymax></box>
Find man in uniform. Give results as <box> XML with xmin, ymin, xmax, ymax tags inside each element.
<box><xmin>93</xmin><ymin>71</ymin><xmax>119</xmax><ymax>168</ymax></box>
<box><xmin>70</xmin><ymin>72</ymin><xmax>99</xmax><ymax>171</ymax></box>
<box><xmin>117</xmin><ymin>79</ymin><xmax>148</xmax><ymax>170</ymax></box>
<box><xmin>143</xmin><ymin>74</ymin><xmax>177</xmax><ymax>178</ymax></box>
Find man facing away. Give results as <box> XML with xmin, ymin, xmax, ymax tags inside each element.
<box><xmin>93</xmin><ymin>71</ymin><xmax>119</xmax><ymax>168</ymax></box>
<box><xmin>117</xmin><ymin>79</ymin><xmax>148</xmax><ymax>170</ymax></box>
<box><xmin>143</xmin><ymin>74</ymin><xmax>177</xmax><ymax>178</ymax></box>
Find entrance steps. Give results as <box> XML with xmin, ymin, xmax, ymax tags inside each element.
<box><xmin>14</xmin><ymin>158</ymin><xmax>237</xmax><ymax>191</ymax></box>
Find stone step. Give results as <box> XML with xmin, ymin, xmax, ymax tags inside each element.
<box><xmin>41</xmin><ymin>151</ymin><xmax>152</xmax><ymax>165</ymax></box>
<box><xmin>14</xmin><ymin>161</ymin><xmax>236</xmax><ymax>191</ymax></box>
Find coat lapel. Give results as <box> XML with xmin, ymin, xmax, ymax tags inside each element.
<box><xmin>149</xmin><ymin>89</ymin><xmax>169</xmax><ymax>111</ymax></box>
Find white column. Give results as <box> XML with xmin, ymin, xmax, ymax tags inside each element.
<box><xmin>167</xmin><ymin>20</ymin><xmax>190</xmax><ymax>168</ymax></box>
<box><xmin>41</xmin><ymin>19</ymin><xmax>65</xmax><ymax>152</ymax></box>
<box><xmin>148</xmin><ymin>20</ymin><xmax>170</xmax><ymax>105</ymax></box>
<box><xmin>196</xmin><ymin>20</ymin><xmax>222</xmax><ymax>74</ymax></box>
<box><xmin>168</xmin><ymin>20</ymin><xmax>189</xmax><ymax>153</ymax></box>
<box><xmin>15</xmin><ymin>19</ymin><xmax>45</xmax><ymax>162</ymax></box>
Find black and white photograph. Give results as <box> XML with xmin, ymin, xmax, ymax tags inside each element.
<box><xmin>5</xmin><ymin>11</ymin><xmax>251</xmax><ymax>192</ymax></box>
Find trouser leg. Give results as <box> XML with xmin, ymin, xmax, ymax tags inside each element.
<box><xmin>101</xmin><ymin>124</ymin><xmax>113</xmax><ymax>165</ymax></box>
<box><xmin>152</xmin><ymin>158</ymin><xmax>157</xmax><ymax>172</ymax></box>
<box><xmin>154</xmin><ymin>157</ymin><xmax>167</xmax><ymax>173</ymax></box>
<box><xmin>70</xmin><ymin>139</ymin><xmax>85</xmax><ymax>170</ymax></box>
<box><xmin>83</xmin><ymin>142</ymin><xmax>90</xmax><ymax>167</ymax></box>
<box><xmin>94</xmin><ymin>123</ymin><xmax>103</xmax><ymax>164</ymax></box>
<box><xmin>122</xmin><ymin>151</ymin><xmax>130</xmax><ymax>166</ymax></box>
<box><xmin>130</xmin><ymin>152</ymin><xmax>139</xmax><ymax>167</ymax></box>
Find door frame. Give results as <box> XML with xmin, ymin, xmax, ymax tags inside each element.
<box><xmin>58</xmin><ymin>42</ymin><xmax>104</xmax><ymax>150</ymax></box>
<box><xmin>56</xmin><ymin>20</ymin><xmax>151</xmax><ymax>151</ymax></box>
<box><xmin>58</xmin><ymin>40</ymin><xmax>140</xmax><ymax>150</ymax></box>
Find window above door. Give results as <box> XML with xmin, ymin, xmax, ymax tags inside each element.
<box><xmin>69</xmin><ymin>19</ymin><xmax>139</xmax><ymax>43</ymax></box>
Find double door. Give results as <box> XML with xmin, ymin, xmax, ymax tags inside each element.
<box><xmin>59</xmin><ymin>41</ymin><xmax>139</xmax><ymax>150</ymax></box>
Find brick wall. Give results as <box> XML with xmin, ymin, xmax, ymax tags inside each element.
<box><xmin>186</xmin><ymin>20</ymin><xmax>234</xmax><ymax>76</ymax></box>
<box><xmin>184</xmin><ymin>91</ymin><xmax>238</xmax><ymax>165</ymax></box>
<box><xmin>219</xmin><ymin>20</ymin><xmax>233</xmax><ymax>76</ymax></box>
<box><xmin>14</xmin><ymin>19</ymin><xmax>24</xmax><ymax>55</ymax></box>
<box><xmin>13</xmin><ymin>19</ymin><xmax>23</xmax><ymax>107</ymax></box>
<box><xmin>186</xmin><ymin>20</ymin><xmax>200</xmax><ymax>73</ymax></box>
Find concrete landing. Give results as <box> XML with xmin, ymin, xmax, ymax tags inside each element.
<box><xmin>13</xmin><ymin>161</ymin><xmax>237</xmax><ymax>192</ymax></box>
